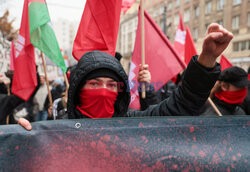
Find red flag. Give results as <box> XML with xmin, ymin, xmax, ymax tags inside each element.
<box><xmin>9</xmin><ymin>40</ymin><xmax>16</xmax><ymax>71</ymax></box>
<box><xmin>122</xmin><ymin>0</ymin><xmax>136</xmax><ymax>14</ymax></box>
<box><xmin>129</xmin><ymin>10</ymin><xmax>186</xmax><ymax>109</ymax></box>
<box><xmin>12</xmin><ymin>0</ymin><xmax>37</xmax><ymax>101</ymax></box>
<box><xmin>174</xmin><ymin>12</ymin><xmax>186</xmax><ymax>58</ymax></box>
<box><xmin>72</xmin><ymin>0</ymin><xmax>122</xmax><ymax>61</ymax></box>
<box><xmin>220</xmin><ymin>55</ymin><xmax>233</xmax><ymax>71</ymax></box>
<box><xmin>184</xmin><ymin>26</ymin><xmax>197</xmax><ymax>65</ymax></box>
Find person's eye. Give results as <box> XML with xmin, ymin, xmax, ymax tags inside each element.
<box><xmin>108</xmin><ymin>83</ymin><xmax>117</xmax><ymax>88</ymax></box>
<box><xmin>89</xmin><ymin>82</ymin><xmax>98</xmax><ymax>87</ymax></box>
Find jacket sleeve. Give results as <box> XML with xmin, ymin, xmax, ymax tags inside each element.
<box><xmin>127</xmin><ymin>56</ymin><xmax>221</xmax><ymax>117</ymax></box>
<box><xmin>139</xmin><ymin>84</ymin><xmax>161</xmax><ymax>111</ymax></box>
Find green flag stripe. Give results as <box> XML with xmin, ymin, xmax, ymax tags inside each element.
<box><xmin>29</xmin><ymin>2</ymin><xmax>67</xmax><ymax>73</ymax></box>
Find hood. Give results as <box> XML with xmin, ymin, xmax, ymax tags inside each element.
<box><xmin>67</xmin><ymin>50</ymin><xmax>130</xmax><ymax>119</ymax></box>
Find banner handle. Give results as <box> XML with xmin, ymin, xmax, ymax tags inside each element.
<box><xmin>140</xmin><ymin>0</ymin><xmax>146</xmax><ymax>99</ymax></box>
<box><xmin>41</xmin><ymin>52</ymin><xmax>53</xmax><ymax>117</ymax></box>
<box><xmin>207</xmin><ymin>97</ymin><xmax>223</xmax><ymax>116</ymax></box>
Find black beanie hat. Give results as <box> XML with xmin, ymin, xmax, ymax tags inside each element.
<box><xmin>85</xmin><ymin>68</ymin><xmax>121</xmax><ymax>82</ymax></box>
<box><xmin>218</xmin><ymin>66</ymin><xmax>249</xmax><ymax>88</ymax></box>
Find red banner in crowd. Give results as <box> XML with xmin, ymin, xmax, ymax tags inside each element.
<box><xmin>121</xmin><ymin>0</ymin><xmax>136</xmax><ymax>14</ymax></box>
<box><xmin>184</xmin><ymin>26</ymin><xmax>198</xmax><ymax>65</ymax></box>
<box><xmin>174</xmin><ymin>12</ymin><xmax>186</xmax><ymax>59</ymax></box>
<box><xmin>73</xmin><ymin>0</ymin><xmax>122</xmax><ymax>61</ymax></box>
<box><xmin>220</xmin><ymin>55</ymin><xmax>233</xmax><ymax>71</ymax></box>
<box><xmin>12</xmin><ymin>0</ymin><xmax>37</xmax><ymax>101</ymax></box>
<box><xmin>9</xmin><ymin>40</ymin><xmax>16</xmax><ymax>71</ymax></box>
<box><xmin>129</xmin><ymin>10</ymin><xmax>186</xmax><ymax>109</ymax></box>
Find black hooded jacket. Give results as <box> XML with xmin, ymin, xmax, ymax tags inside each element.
<box><xmin>67</xmin><ymin>51</ymin><xmax>220</xmax><ymax>119</ymax></box>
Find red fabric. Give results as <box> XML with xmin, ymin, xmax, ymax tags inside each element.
<box><xmin>174</xmin><ymin>12</ymin><xmax>186</xmax><ymax>58</ymax></box>
<box><xmin>248</xmin><ymin>74</ymin><xmax>250</xmax><ymax>81</ymax></box>
<box><xmin>129</xmin><ymin>10</ymin><xmax>186</xmax><ymax>109</ymax></box>
<box><xmin>72</xmin><ymin>0</ymin><xmax>122</xmax><ymax>61</ymax></box>
<box><xmin>76</xmin><ymin>88</ymin><xmax>118</xmax><ymax>118</ymax></box>
<box><xmin>9</xmin><ymin>41</ymin><xmax>16</xmax><ymax>71</ymax></box>
<box><xmin>215</xmin><ymin>88</ymin><xmax>248</xmax><ymax>104</ymax></box>
<box><xmin>220</xmin><ymin>55</ymin><xmax>233</xmax><ymax>71</ymax></box>
<box><xmin>12</xmin><ymin>0</ymin><xmax>37</xmax><ymax>101</ymax></box>
<box><xmin>184</xmin><ymin>26</ymin><xmax>197</xmax><ymax>65</ymax></box>
<box><xmin>122</xmin><ymin>0</ymin><xmax>136</xmax><ymax>14</ymax></box>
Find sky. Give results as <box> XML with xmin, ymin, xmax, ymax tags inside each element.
<box><xmin>0</xmin><ymin>0</ymin><xmax>86</xmax><ymax>29</ymax></box>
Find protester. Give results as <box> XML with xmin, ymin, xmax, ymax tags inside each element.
<box><xmin>240</xmin><ymin>67</ymin><xmax>250</xmax><ymax>115</ymax></box>
<box><xmin>34</xmin><ymin>75</ymin><xmax>48</xmax><ymax>121</ymax></box>
<box><xmin>18</xmin><ymin>23</ymin><xmax>233</xmax><ymax>130</ymax></box>
<box><xmin>201</xmin><ymin>66</ymin><xmax>248</xmax><ymax>116</ymax></box>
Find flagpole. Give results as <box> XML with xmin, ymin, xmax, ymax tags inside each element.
<box><xmin>140</xmin><ymin>0</ymin><xmax>146</xmax><ymax>99</ymax></box>
<box><xmin>207</xmin><ymin>97</ymin><xmax>223</xmax><ymax>116</ymax></box>
<box><xmin>63</xmin><ymin>73</ymin><xmax>69</xmax><ymax>103</ymax></box>
<box><xmin>41</xmin><ymin>52</ymin><xmax>53</xmax><ymax>116</ymax></box>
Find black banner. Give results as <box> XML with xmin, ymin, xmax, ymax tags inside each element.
<box><xmin>0</xmin><ymin>117</ymin><xmax>249</xmax><ymax>171</ymax></box>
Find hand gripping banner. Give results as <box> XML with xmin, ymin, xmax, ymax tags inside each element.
<box><xmin>0</xmin><ymin>117</ymin><xmax>249</xmax><ymax>171</ymax></box>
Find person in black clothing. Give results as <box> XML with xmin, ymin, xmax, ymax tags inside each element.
<box><xmin>18</xmin><ymin>23</ymin><xmax>233</xmax><ymax>130</ymax></box>
<box><xmin>201</xmin><ymin>66</ymin><xmax>249</xmax><ymax>116</ymax></box>
<box><xmin>240</xmin><ymin>67</ymin><xmax>250</xmax><ymax>115</ymax></box>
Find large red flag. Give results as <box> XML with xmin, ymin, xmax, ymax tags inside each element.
<box><xmin>72</xmin><ymin>0</ymin><xmax>122</xmax><ymax>61</ymax></box>
<box><xmin>122</xmin><ymin>0</ymin><xmax>136</xmax><ymax>14</ymax></box>
<box><xmin>174</xmin><ymin>12</ymin><xmax>186</xmax><ymax>58</ymax></box>
<box><xmin>220</xmin><ymin>55</ymin><xmax>233</xmax><ymax>71</ymax></box>
<box><xmin>12</xmin><ymin>0</ymin><xmax>37</xmax><ymax>101</ymax></box>
<box><xmin>184</xmin><ymin>26</ymin><xmax>197</xmax><ymax>65</ymax></box>
<box><xmin>9</xmin><ymin>40</ymin><xmax>16</xmax><ymax>71</ymax></box>
<box><xmin>129</xmin><ymin>10</ymin><xmax>186</xmax><ymax>109</ymax></box>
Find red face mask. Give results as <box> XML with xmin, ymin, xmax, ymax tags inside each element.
<box><xmin>76</xmin><ymin>88</ymin><xmax>118</xmax><ymax>118</ymax></box>
<box><xmin>215</xmin><ymin>88</ymin><xmax>248</xmax><ymax>104</ymax></box>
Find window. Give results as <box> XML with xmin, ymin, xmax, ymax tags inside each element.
<box><xmin>193</xmin><ymin>28</ymin><xmax>198</xmax><ymax>40</ymax></box>
<box><xmin>233</xmin><ymin>42</ymin><xmax>239</xmax><ymax>51</ymax></box>
<box><xmin>205</xmin><ymin>1</ymin><xmax>212</xmax><ymax>14</ymax></box>
<box><xmin>241</xmin><ymin>41</ymin><xmax>246</xmax><ymax>51</ymax></box>
<box><xmin>176</xmin><ymin>0</ymin><xmax>180</xmax><ymax>7</ymax></box>
<box><xmin>185</xmin><ymin>0</ymin><xmax>190</xmax><ymax>2</ymax></box>
<box><xmin>184</xmin><ymin>10</ymin><xmax>190</xmax><ymax>22</ymax></box>
<box><xmin>194</xmin><ymin>6</ymin><xmax>199</xmax><ymax>17</ymax></box>
<box><xmin>217</xmin><ymin>0</ymin><xmax>224</xmax><ymax>11</ymax></box>
<box><xmin>217</xmin><ymin>20</ymin><xmax>223</xmax><ymax>26</ymax></box>
<box><xmin>167</xmin><ymin>3</ymin><xmax>172</xmax><ymax>10</ymax></box>
<box><xmin>233</xmin><ymin>0</ymin><xmax>242</xmax><ymax>5</ymax></box>
<box><xmin>232</xmin><ymin>16</ymin><xmax>240</xmax><ymax>29</ymax></box>
<box><xmin>248</xmin><ymin>40</ymin><xmax>250</xmax><ymax>50</ymax></box>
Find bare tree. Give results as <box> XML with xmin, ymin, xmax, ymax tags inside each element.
<box><xmin>0</xmin><ymin>10</ymin><xmax>18</xmax><ymax>59</ymax></box>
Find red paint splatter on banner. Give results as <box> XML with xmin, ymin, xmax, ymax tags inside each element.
<box><xmin>101</xmin><ymin>135</ymin><xmax>111</xmax><ymax>142</ymax></box>
<box><xmin>231</xmin><ymin>163</ymin><xmax>235</xmax><ymax>168</ymax></box>
<box><xmin>172</xmin><ymin>164</ymin><xmax>178</xmax><ymax>170</ymax></box>
<box><xmin>237</xmin><ymin>153</ymin><xmax>242</xmax><ymax>157</ymax></box>
<box><xmin>15</xmin><ymin>146</ymin><xmax>19</xmax><ymax>150</ymax></box>
<box><xmin>232</xmin><ymin>156</ymin><xmax>237</xmax><ymax>161</ymax></box>
<box><xmin>189</xmin><ymin>126</ymin><xmax>194</xmax><ymax>133</ymax></box>
<box><xmin>229</xmin><ymin>147</ymin><xmax>232</xmax><ymax>151</ymax></box>
<box><xmin>90</xmin><ymin>141</ymin><xmax>96</xmax><ymax>149</ymax></box>
<box><xmin>0</xmin><ymin>132</ymin><xmax>3</xmax><ymax>135</ymax></box>
<box><xmin>247</xmin><ymin>120</ymin><xmax>250</xmax><ymax>126</ymax></box>
<box><xmin>199</xmin><ymin>151</ymin><xmax>206</xmax><ymax>158</ymax></box>
<box><xmin>0</xmin><ymin>152</ymin><xmax>2</xmax><ymax>155</ymax></box>
<box><xmin>193</xmin><ymin>136</ymin><xmax>196</xmax><ymax>142</ymax></box>
<box><xmin>227</xmin><ymin>167</ymin><xmax>231</xmax><ymax>172</ymax></box>
<box><xmin>139</xmin><ymin>122</ymin><xmax>144</xmax><ymax>127</ymax></box>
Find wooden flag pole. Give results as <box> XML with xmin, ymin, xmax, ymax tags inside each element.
<box><xmin>140</xmin><ymin>0</ymin><xmax>146</xmax><ymax>99</ymax></box>
<box><xmin>41</xmin><ymin>52</ymin><xmax>53</xmax><ymax>114</ymax></box>
<box><xmin>207</xmin><ymin>97</ymin><xmax>223</xmax><ymax>116</ymax></box>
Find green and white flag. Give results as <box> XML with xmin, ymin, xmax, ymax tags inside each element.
<box><xmin>29</xmin><ymin>0</ymin><xmax>67</xmax><ymax>73</ymax></box>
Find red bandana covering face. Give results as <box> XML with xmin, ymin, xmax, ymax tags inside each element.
<box><xmin>76</xmin><ymin>88</ymin><xmax>118</xmax><ymax>118</ymax></box>
<box><xmin>215</xmin><ymin>88</ymin><xmax>248</xmax><ymax>104</ymax></box>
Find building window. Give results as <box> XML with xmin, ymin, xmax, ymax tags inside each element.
<box><xmin>176</xmin><ymin>0</ymin><xmax>180</xmax><ymax>7</ymax></box>
<box><xmin>193</xmin><ymin>27</ymin><xmax>198</xmax><ymax>41</ymax></box>
<box><xmin>233</xmin><ymin>42</ymin><xmax>239</xmax><ymax>51</ymax></box>
<box><xmin>248</xmin><ymin>13</ymin><xmax>250</xmax><ymax>26</ymax></box>
<box><xmin>217</xmin><ymin>20</ymin><xmax>223</xmax><ymax>26</ymax></box>
<box><xmin>205</xmin><ymin>1</ymin><xmax>212</xmax><ymax>14</ymax></box>
<box><xmin>167</xmin><ymin>3</ymin><xmax>172</xmax><ymax>11</ymax></box>
<box><xmin>233</xmin><ymin>0</ymin><xmax>242</xmax><ymax>5</ymax></box>
<box><xmin>194</xmin><ymin>6</ymin><xmax>199</xmax><ymax>17</ymax></box>
<box><xmin>248</xmin><ymin>40</ymin><xmax>250</xmax><ymax>50</ymax></box>
<box><xmin>241</xmin><ymin>41</ymin><xmax>246</xmax><ymax>51</ymax></box>
<box><xmin>217</xmin><ymin>0</ymin><xmax>224</xmax><ymax>11</ymax></box>
<box><xmin>184</xmin><ymin>10</ymin><xmax>190</xmax><ymax>22</ymax></box>
<box><xmin>232</xmin><ymin>16</ymin><xmax>240</xmax><ymax>29</ymax></box>
<box><xmin>185</xmin><ymin>0</ymin><xmax>190</xmax><ymax>2</ymax></box>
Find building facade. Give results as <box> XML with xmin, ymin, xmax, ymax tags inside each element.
<box><xmin>117</xmin><ymin>0</ymin><xmax>250</xmax><ymax>72</ymax></box>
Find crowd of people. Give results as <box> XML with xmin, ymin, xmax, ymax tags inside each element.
<box><xmin>0</xmin><ymin>23</ymin><xmax>249</xmax><ymax>130</ymax></box>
